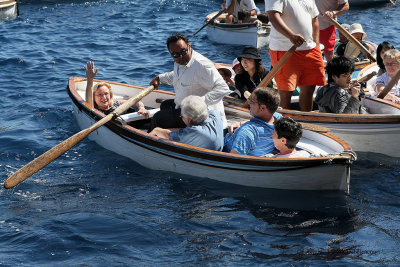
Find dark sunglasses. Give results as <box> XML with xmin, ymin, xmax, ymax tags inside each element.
<box><xmin>170</xmin><ymin>47</ymin><xmax>189</xmax><ymax>58</ymax></box>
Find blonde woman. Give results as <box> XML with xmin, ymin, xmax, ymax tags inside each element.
<box><xmin>375</xmin><ymin>49</ymin><xmax>400</xmax><ymax>104</ymax></box>
<box><xmin>85</xmin><ymin>61</ymin><xmax>149</xmax><ymax>117</ymax></box>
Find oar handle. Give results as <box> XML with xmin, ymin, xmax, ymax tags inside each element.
<box><xmin>358</xmin><ymin>71</ymin><xmax>376</xmax><ymax>83</ymax></box>
<box><xmin>258</xmin><ymin>45</ymin><xmax>297</xmax><ymax>89</ymax></box>
<box><xmin>329</xmin><ymin>18</ymin><xmax>376</xmax><ymax>62</ymax></box>
<box><xmin>193</xmin><ymin>9</ymin><xmax>226</xmax><ymax>37</ymax></box>
<box><xmin>377</xmin><ymin>69</ymin><xmax>400</xmax><ymax>99</ymax></box>
<box><xmin>242</xmin><ymin>45</ymin><xmax>297</xmax><ymax>107</ymax></box>
<box><xmin>4</xmin><ymin>85</ymin><xmax>155</xmax><ymax>189</ymax></box>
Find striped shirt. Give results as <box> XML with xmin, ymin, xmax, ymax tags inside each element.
<box><xmin>223</xmin><ymin>113</ymin><xmax>282</xmax><ymax>156</ymax></box>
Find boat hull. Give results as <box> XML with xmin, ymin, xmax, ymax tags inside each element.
<box><xmin>0</xmin><ymin>0</ymin><xmax>17</xmax><ymax>21</ymax></box>
<box><xmin>348</xmin><ymin>0</ymin><xmax>390</xmax><ymax>6</ymax></box>
<box><xmin>206</xmin><ymin>22</ymin><xmax>270</xmax><ymax>48</ymax></box>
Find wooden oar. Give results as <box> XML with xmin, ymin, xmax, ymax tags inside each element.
<box><xmin>298</xmin><ymin>122</ymin><xmax>330</xmax><ymax>133</ymax></box>
<box><xmin>358</xmin><ymin>71</ymin><xmax>377</xmax><ymax>83</ymax></box>
<box><xmin>377</xmin><ymin>69</ymin><xmax>400</xmax><ymax>99</ymax></box>
<box><xmin>329</xmin><ymin>17</ymin><xmax>376</xmax><ymax>62</ymax></box>
<box><xmin>193</xmin><ymin>9</ymin><xmax>226</xmax><ymax>37</ymax></box>
<box><xmin>4</xmin><ymin>85</ymin><xmax>155</xmax><ymax>189</ymax></box>
<box><xmin>242</xmin><ymin>45</ymin><xmax>297</xmax><ymax>105</ymax></box>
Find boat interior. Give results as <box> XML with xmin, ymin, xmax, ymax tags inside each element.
<box><xmin>73</xmin><ymin>80</ymin><xmax>348</xmax><ymax>158</ymax></box>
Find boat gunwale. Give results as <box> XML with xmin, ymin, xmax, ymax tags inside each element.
<box><xmin>68</xmin><ymin>77</ymin><xmax>353</xmax><ymax>167</ymax></box>
<box><xmin>0</xmin><ymin>0</ymin><xmax>16</xmax><ymax>8</ymax></box>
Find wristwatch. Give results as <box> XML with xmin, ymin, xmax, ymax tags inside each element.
<box><xmin>332</xmin><ymin>11</ymin><xmax>337</xmax><ymax>16</ymax></box>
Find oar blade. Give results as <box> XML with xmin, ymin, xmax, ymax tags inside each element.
<box><xmin>4</xmin><ymin>129</ymin><xmax>91</xmax><ymax>189</ymax></box>
<box><xmin>4</xmin><ymin>85</ymin><xmax>155</xmax><ymax>189</ymax></box>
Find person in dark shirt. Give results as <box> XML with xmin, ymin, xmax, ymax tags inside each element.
<box><xmin>314</xmin><ymin>56</ymin><xmax>362</xmax><ymax>114</ymax></box>
<box><xmin>234</xmin><ymin>46</ymin><xmax>272</xmax><ymax>100</ymax></box>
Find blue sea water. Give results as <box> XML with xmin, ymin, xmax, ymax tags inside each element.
<box><xmin>1</xmin><ymin>0</ymin><xmax>400</xmax><ymax>265</ymax></box>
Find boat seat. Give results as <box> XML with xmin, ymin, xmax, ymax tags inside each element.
<box><xmin>118</xmin><ymin>108</ymin><xmax>160</xmax><ymax>123</ymax></box>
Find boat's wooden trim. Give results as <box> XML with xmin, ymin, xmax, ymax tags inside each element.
<box><xmin>357</xmin><ymin>62</ymin><xmax>377</xmax><ymax>79</ymax></box>
<box><xmin>224</xmin><ymin>101</ymin><xmax>400</xmax><ymax>123</ymax></box>
<box><xmin>68</xmin><ymin>77</ymin><xmax>352</xmax><ymax>167</ymax></box>
<box><xmin>0</xmin><ymin>0</ymin><xmax>16</xmax><ymax>8</ymax></box>
<box><xmin>363</xmin><ymin>95</ymin><xmax>400</xmax><ymax>109</ymax></box>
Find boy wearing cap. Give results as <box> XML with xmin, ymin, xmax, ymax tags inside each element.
<box><xmin>336</xmin><ymin>23</ymin><xmax>371</xmax><ymax>62</ymax></box>
<box><xmin>266</xmin><ymin>0</ymin><xmax>326</xmax><ymax>112</ymax></box>
<box><xmin>315</xmin><ymin>0</ymin><xmax>349</xmax><ymax>62</ymax></box>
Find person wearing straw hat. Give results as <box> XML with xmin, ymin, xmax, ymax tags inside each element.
<box><xmin>336</xmin><ymin>23</ymin><xmax>371</xmax><ymax>62</ymax></box>
<box><xmin>315</xmin><ymin>0</ymin><xmax>349</xmax><ymax>62</ymax></box>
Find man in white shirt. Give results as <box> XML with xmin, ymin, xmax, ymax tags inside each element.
<box><xmin>225</xmin><ymin>0</ymin><xmax>257</xmax><ymax>24</ymax></box>
<box><xmin>315</xmin><ymin>0</ymin><xmax>349</xmax><ymax>62</ymax></box>
<box><xmin>266</xmin><ymin>0</ymin><xmax>326</xmax><ymax>112</ymax></box>
<box><xmin>149</xmin><ymin>33</ymin><xmax>231</xmax><ymax>130</ymax></box>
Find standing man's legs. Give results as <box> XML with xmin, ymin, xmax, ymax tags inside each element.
<box><xmin>324</xmin><ymin>50</ymin><xmax>335</xmax><ymax>62</ymax></box>
<box><xmin>299</xmin><ymin>85</ymin><xmax>316</xmax><ymax>111</ymax></box>
<box><xmin>278</xmin><ymin>90</ymin><xmax>293</xmax><ymax>109</ymax></box>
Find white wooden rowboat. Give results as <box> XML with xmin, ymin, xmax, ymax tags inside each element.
<box><xmin>205</xmin><ymin>12</ymin><xmax>270</xmax><ymax>48</ymax></box>
<box><xmin>68</xmin><ymin>77</ymin><xmax>355</xmax><ymax>192</ymax></box>
<box><xmin>0</xmin><ymin>0</ymin><xmax>17</xmax><ymax>21</ymax></box>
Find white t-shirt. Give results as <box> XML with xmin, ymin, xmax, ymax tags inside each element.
<box><xmin>265</xmin><ymin>0</ymin><xmax>319</xmax><ymax>51</ymax></box>
<box><xmin>273</xmin><ymin>150</ymin><xmax>311</xmax><ymax>158</ymax></box>
<box><xmin>376</xmin><ymin>72</ymin><xmax>400</xmax><ymax>97</ymax></box>
<box><xmin>315</xmin><ymin>0</ymin><xmax>348</xmax><ymax>30</ymax></box>
<box><xmin>226</xmin><ymin>0</ymin><xmax>257</xmax><ymax>19</ymax></box>
<box><xmin>159</xmin><ymin>50</ymin><xmax>231</xmax><ymax>128</ymax></box>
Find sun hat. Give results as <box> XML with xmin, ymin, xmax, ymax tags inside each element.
<box><xmin>232</xmin><ymin>58</ymin><xmax>240</xmax><ymax>69</ymax></box>
<box><xmin>238</xmin><ymin>46</ymin><xmax>261</xmax><ymax>61</ymax></box>
<box><xmin>349</xmin><ymin>23</ymin><xmax>366</xmax><ymax>38</ymax></box>
<box><xmin>341</xmin><ymin>23</ymin><xmax>350</xmax><ymax>31</ymax></box>
<box><xmin>214</xmin><ymin>63</ymin><xmax>232</xmax><ymax>78</ymax></box>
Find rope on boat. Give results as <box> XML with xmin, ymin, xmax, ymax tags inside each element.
<box><xmin>340</xmin><ymin>150</ymin><xmax>358</xmax><ymax>164</ymax></box>
<box><xmin>321</xmin><ymin>150</ymin><xmax>357</xmax><ymax>164</ymax></box>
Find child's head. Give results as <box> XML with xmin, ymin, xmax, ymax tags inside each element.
<box><xmin>326</xmin><ymin>56</ymin><xmax>354</xmax><ymax>87</ymax></box>
<box><xmin>273</xmin><ymin>117</ymin><xmax>303</xmax><ymax>151</ymax></box>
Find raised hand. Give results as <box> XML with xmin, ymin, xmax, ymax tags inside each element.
<box><xmin>84</xmin><ymin>61</ymin><xmax>99</xmax><ymax>80</ymax></box>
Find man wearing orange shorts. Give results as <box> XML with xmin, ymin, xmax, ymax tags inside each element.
<box><xmin>316</xmin><ymin>0</ymin><xmax>349</xmax><ymax>62</ymax></box>
<box><xmin>266</xmin><ymin>0</ymin><xmax>326</xmax><ymax>111</ymax></box>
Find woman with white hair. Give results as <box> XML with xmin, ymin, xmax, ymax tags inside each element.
<box><xmin>149</xmin><ymin>95</ymin><xmax>224</xmax><ymax>151</ymax></box>
<box><xmin>375</xmin><ymin>49</ymin><xmax>400</xmax><ymax>104</ymax></box>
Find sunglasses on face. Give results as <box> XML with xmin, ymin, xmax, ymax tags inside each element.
<box><xmin>170</xmin><ymin>47</ymin><xmax>189</xmax><ymax>58</ymax></box>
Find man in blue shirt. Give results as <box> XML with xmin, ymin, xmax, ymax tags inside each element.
<box><xmin>149</xmin><ymin>95</ymin><xmax>224</xmax><ymax>151</ymax></box>
<box><xmin>223</xmin><ymin>87</ymin><xmax>282</xmax><ymax>156</ymax></box>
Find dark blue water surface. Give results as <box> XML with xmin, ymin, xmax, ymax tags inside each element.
<box><xmin>1</xmin><ymin>1</ymin><xmax>400</xmax><ymax>265</ymax></box>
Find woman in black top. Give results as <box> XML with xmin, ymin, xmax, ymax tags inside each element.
<box><xmin>234</xmin><ymin>46</ymin><xmax>272</xmax><ymax>100</ymax></box>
